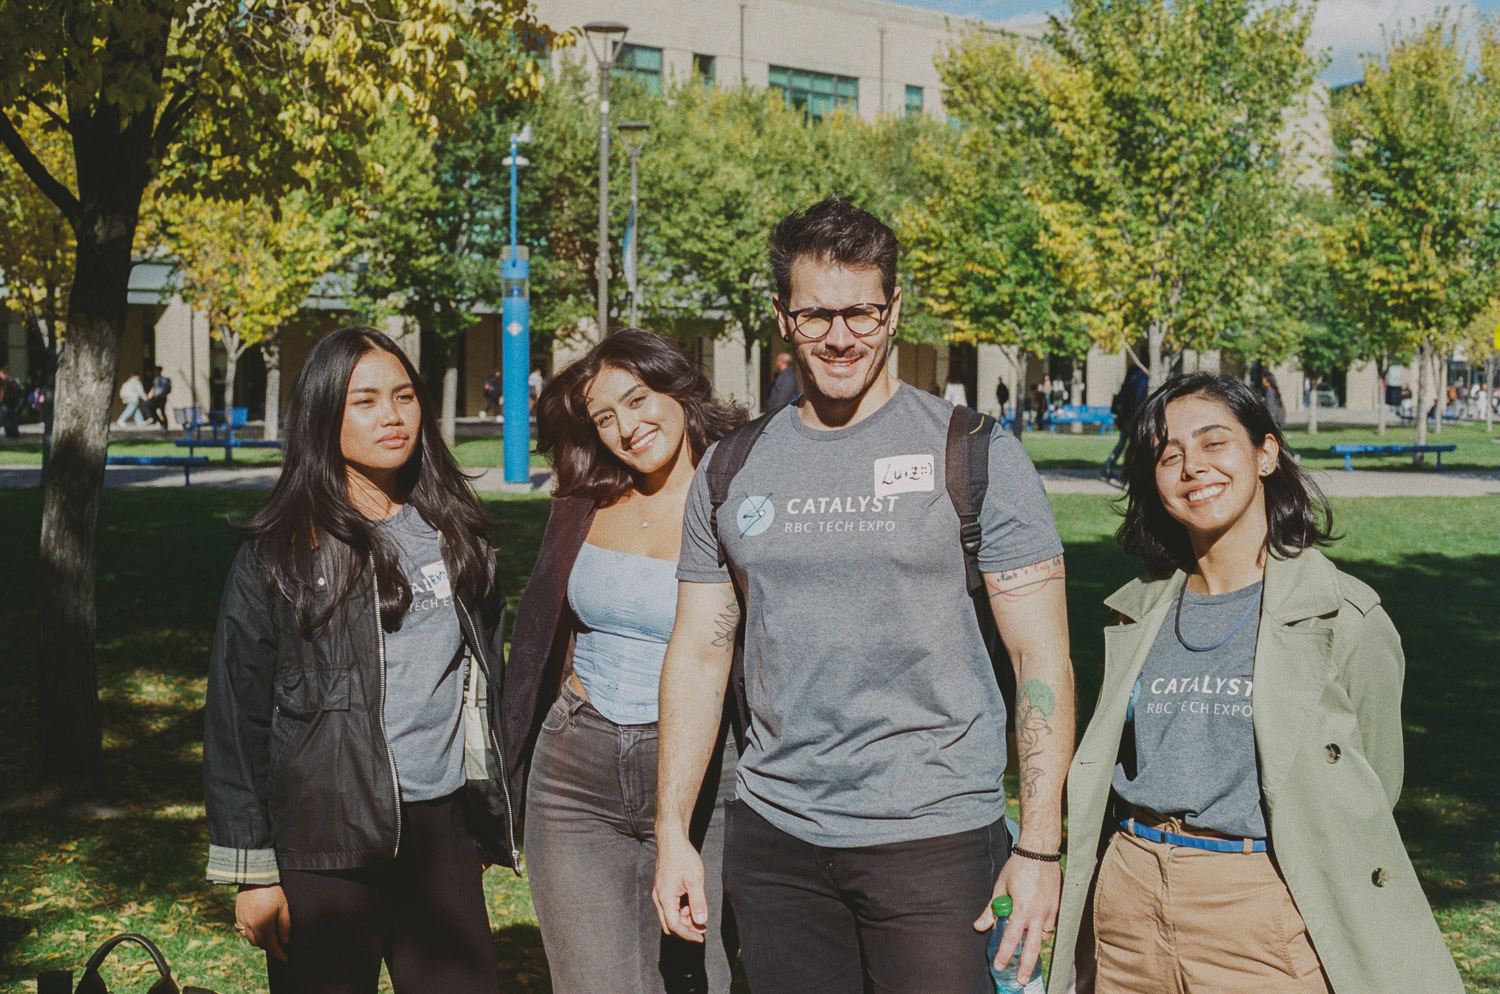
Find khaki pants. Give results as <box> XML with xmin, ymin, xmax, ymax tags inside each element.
<box><xmin>1092</xmin><ymin>829</ymin><xmax>1333</xmax><ymax>994</ymax></box>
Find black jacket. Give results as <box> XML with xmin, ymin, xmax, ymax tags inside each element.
<box><xmin>764</xmin><ymin>366</ymin><xmax>799</xmax><ymax>413</ymax></box>
<box><xmin>203</xmin><ymin>541</ymin><xmax>519</xmax><ymax>883</ymax></box>
<box><xmin>498</xmin><ymin>496</ymin><xmax>595</xmax><ymax>843</ymax></box>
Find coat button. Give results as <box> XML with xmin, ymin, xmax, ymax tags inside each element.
<box><xmin>1372</xmin><ymin>868</ymin><xmax>1389</xmax><ymax>887</ymax></box>
<box><xmin>1325</xmin><ymin>743</ymin><xmax>1341</xmax><ymax>763</ymax></box>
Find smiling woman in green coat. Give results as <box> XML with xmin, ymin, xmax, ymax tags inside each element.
<box><xmin>1048</xmin><ymin>372</ymin><xmax>1462</xmax><ymax>994</ymax></box>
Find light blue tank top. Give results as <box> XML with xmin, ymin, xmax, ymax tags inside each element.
<box><xmin>567</xmin><ymin>542</ymin><xmax>679</xmax><ymax>725</ymax></box>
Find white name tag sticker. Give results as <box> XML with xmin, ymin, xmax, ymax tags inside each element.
<box><xmin>873</xmin><ymin>454</ymin><xmax>936</xmax><ymax>497</ymax></box>
<box><xmin>421</xmin><ymin>561</ymin><xmax>453</xmax><ymax>600</ymax></box>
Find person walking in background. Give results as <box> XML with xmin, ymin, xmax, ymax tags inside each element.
<box><xmin>1103</xmin><ymin>364</ymin><xmax>1149</xmax><ymax>481</ymax></box>
<box><xmin>203</xmin><ymin>326</ymin><xmax>516</xmax><ymax>994</ymax></box>
<box><xmin>1258</xmin><ymin>370</ymin><xmax>1286</xmax><ymax>427</ymax></box>
<box><xmin>653</xmin><ymin>196</ymin><xmax>1075</xmax><ymax>993</ymax></box>
<box><xmin>115</xmin><ymin>371</ymin><xmax>149</xmax><ymax>427</ymax></box>
<box><xmin>482</xmin><ymin>368</ymin><xmax>503</xmax><ymax>421</ymax></box>
<box><xmin>943</xmin><ymin>372</ymin><xmax>968</xmax><ymax>407</ymax></box>
<box><xmin>529</xmin><ymin>364</ymin><xmax>545</xmax><ymax>410</ymax></box>
<box><xmin>506</xmin><ymin>330</ymin><xmax>744</xmax><ymax>994</ymax></box>
<box><xmin>764</xmin><ymin>351</ymin><xmax>798</xmax><ymax>412</ymax></box>
<box><xmin>1031</xmin><ymin>381</ymin><xmax>1050</xmax><ymax>429</ymax></box>
<box><xmin>1048</xmin><ymin>372</ymin><xmax>1463</xmax><ymax>994</ymax></box>
<box><xmin>995</xmin><ymin>378</ymin><xmax>1011</xmax><ymax>423</ymax></box>
<box><xmin>146</xmin><ymin>365</ymin><xmax>172</xmax><ymax>430</ymax></box>
<box><xmin>0</xmin><ymin>364</ymin><xmax>20</xmax><ymax>439</ymax></box>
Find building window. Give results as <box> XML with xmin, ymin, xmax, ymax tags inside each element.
<box><xmin>614</xmin><ymin>44</ymin><xmax>663</xmax><ymax>93</ymax></box>
<box><xmin>693</xmin><ymin>53</ymin><xmax>716</xmax><ymax>84</ymax></box>
<box><xmin>769</xmin><ymin>65</ymin><xmax>858</xmax><ymax>119</ymax></box>
<box><xmin>905</xmin><ymin>85</ymin><xmax>923</xmax><ymax>118</ymax></box>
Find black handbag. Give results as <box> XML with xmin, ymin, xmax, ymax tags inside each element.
<box><xmin>36</xmin><ymin>932</ymin><xmax>219</xmax><ymax>994</ymax></box>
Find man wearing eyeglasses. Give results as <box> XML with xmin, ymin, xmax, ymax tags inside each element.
<box><xmin>653</xmin><ymin>196</ymin><xmax>1075</xmax><ymax>993</ymax></box>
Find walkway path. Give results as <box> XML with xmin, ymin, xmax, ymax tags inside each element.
<box><xmin>3</xmin><ymin>464</ymin><xmax>1498</xmax><ymax>498</ymax></box>
<box><xmin>1038</xmin><ymin>467</ymin><xmax>1500</xmax><ymax>498</ymax></box>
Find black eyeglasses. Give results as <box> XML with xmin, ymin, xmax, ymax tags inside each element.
<box><xmin>778</xmin><ymin>298</ymin><xmax>895</xmax><ymax>340</ymax></box>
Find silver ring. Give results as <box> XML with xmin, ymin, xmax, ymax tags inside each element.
<box><xmin>234</xmin><ymin>923</ymin><xmax>249</xmax><ymax>933</ymax></box>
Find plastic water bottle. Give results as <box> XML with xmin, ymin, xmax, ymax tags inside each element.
<box><xmin>988</xmin><ymin>895</ymin><xmax>1047</xmax><ymax>993</ymax></box>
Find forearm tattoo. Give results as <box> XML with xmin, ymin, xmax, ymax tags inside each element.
<box><xmin>709</xmin><ymin>596</ymin><xmax>741</xmax><ymax>648</ymax></box>
<box><xmin>986</xmin><ymin>555</ymin><xmax>1066</xmax><ymax>603</ymax></box>
<box><xmin>1015</xmin><ymin>678</ymin><xmax>1057</xmax><ymax>800</ymax></box>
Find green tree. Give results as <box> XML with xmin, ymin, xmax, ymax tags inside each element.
<box><xmin>1328</xmin><ymin>16</ymin><xmax>1500</xmax><ymax>458</ymax></box>
<box><xmin>901</xmin><ymin>29</ymin><xmax>1087</xmax><ymax>435</ymax></box>
<box><xmin>163</xmin><ymin>192</ymin><xmax>351</xmax><ymax>438</ymax></box>
<box><xmin>0</xmin><ymin>0</ymin><xmax>551</xmax><ymax>790</ymax></box>
<box><xmin>1237</xmin><ymin>194</ymin><xmax>1375</xmax><ymax>435</ymax></box>
<box><xmin>0</xmin><ymin>110</ymin><xmax>74</xmax><ymax>403</ymax></box>
<box><xmin>356</xmin><ymin>114</ymin><xmax>503</xmax><ymax>443</ymax></box>
<box><xmin>1030</xmin><ymin>0</ymin><xmax>1319</xmax><ymax>388</ymax></box>
<box><xmin>634</xmin><ymin>81</ymin><xmax>915</xmax><ymax>400</ymax></box>
<box><xmin>1463</xmin><ymin>299</ymin><xmax>1500</xmax><ymax>433</ymax></box>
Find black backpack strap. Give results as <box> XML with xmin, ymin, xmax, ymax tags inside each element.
<box><xmin>945</xmin><ymin>404</ymin><xmax>994</xmax><ymax>597</ymax></box>
<box><xmin>704</xmin><ymin>408</ymin><xmax>779</xmax><ymax>755</ymax></box>
<box><xmin>707</xmin><ymin>409</ymin><xmax>777</xmax><ymax>567</ymax></box>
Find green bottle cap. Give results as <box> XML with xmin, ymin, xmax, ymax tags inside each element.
<box><xmin>992</xmin><ymin>895</ymin><xmax>1013</xmax><ymax>917</ymax></box>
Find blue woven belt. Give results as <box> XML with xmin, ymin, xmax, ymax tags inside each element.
<box><xmin>1119</xmin><ymin>817</ymin><xmax>1267</xmax><ymax>853</ymax></box>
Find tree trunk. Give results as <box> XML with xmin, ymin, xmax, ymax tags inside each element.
<box><xmin>36</xmin><ymin>222</ymin><xmax>134</xmax><ymax>790</ymax></box>
<box><xmin>222</xmin><ymin>336</ymin><xmax>241</xmax><ymax>421</ymax></box>
<box><xmin>1306</xmin><ymin>375</ymin><xmax>1320</xmax><ymax>435</ymax></box>
<box><xmin>263</xmin><ymin>336</ymin><xmax>282</xmax><ymax>442</ymax></box>
<box><xmin>441</xmin><ymin>336</ymin><xmax>459</xmax><ymax>447</ymax></box>
<box><xmin>744</xmin><ymin>330</ymin><xmax>759</xmax><ymax>416</ymax></box>
<box><xmin>1011</xmin><ymin>345</ymin><xmax>1026</xmax><ymax>439</ymax></box>
<box><xmin>1486</xmin><ymin>356</ymin><xmax>1495</xmax><ymax>433</ymax></box>
<box><xmin>1428</xmin><ymin>349</ymin><xmax>1440</xmax><ymax>434</ymax></box>
<box><xmin>1376</xmin><ymin>358</ymin><xmax>1389</xmax><ymax>438</ymax></box>
<box><xmin>1069</xmin><ymin>362</ymin><xmax>1085</xmax><ymax>433</ymax></box>
<box><xmin>1412</xmin><ymin>341</ymin><xmax>1429</xmax><ymax>462</ymax></box>
<box><xmin>1147</xmin><ymin>322</ymin><xmax>1167</xmax><ymax>391</ymax></box>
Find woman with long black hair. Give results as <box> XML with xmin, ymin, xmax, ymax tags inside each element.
<box><xmin>500</xmin><ymin>329</ymin><xmax>744</xmax><ymax>994</ymax></box>
<box><xmin>204</xmin><ymin>326</ymin><xmax>516</xmax><ymax>993</ymax></box>
<box><xmin>1048</xmin><ymin>372</ymin><xmax>1461</xmax><ymax>994</ymax></box>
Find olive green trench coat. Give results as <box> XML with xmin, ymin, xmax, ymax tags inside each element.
<box><xmin>1048</xmin><ymin>548</ymin><xmax>1461</xmax><ymax>994</ymax></box>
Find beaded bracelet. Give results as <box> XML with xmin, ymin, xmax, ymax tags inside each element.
<box><xmin>1012</xmin><ymin>845</ymin><xmax>1063</xmax><ymax>863</ymax></box>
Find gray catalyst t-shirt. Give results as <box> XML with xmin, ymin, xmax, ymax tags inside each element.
<box><xmin>678</xmin><ymin>384</ymin><xmax>1064</xmax><ymax>847</ymax></box>
<box><xmin>1113</xmin><ymin>581</ymin><xmax>1266</xmax><ymax>839</ymax></box>
<box><xmin>373</xmin><ymin>505</ymin><xmax>468</xmax><ymax>802</ymax></box>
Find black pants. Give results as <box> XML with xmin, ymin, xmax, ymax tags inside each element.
<box><xmin>722</xmin><ymin>799</ymin><xmax>1010</xmax><ymax>994</ymax></box>
<box><xmin>268</xmin><ymin>792</ymin><xmax>498</xmax><ymax>994</ymax></box>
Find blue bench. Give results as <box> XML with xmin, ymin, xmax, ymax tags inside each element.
<box><xmin>1328</xmin><ymin>443</ymin><xmax>1457</xmax><ymax>471</ymax></box>
<box><xmin>106</xmin><ymin>455</ymin><xmax>211</xmax><ymax>485</ymax></box>
<box><xmin>1048</xmin><ymin>405</ymin><xmax>1116</xmax><ymax>433</ymax></box>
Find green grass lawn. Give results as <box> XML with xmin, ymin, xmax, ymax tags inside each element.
<box><xmin>5</xmin><ymin>421</ymin><xmax>1496</xmax><ymax>474</ymax></box>
<box><xmin>1019</xmin><ymin>420</ymin><xmax>1500</xmax><ymax>473</ymax></box>
<box><xmin>0</xmin><ymin>490</ymin><xmax>1496</xmax><ymax>991</ymax></box>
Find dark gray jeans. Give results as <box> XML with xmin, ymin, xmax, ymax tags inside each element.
<box><xmin>525</xmin><ymin>681</ymin><xmax>737</xmax><ymax>994</ymax></box>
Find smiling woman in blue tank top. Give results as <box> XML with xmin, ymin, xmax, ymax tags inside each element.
<box><xmin>502</xmin><ymin>329</ymin><xmax>746</xmax><ymax>994</ymax></box>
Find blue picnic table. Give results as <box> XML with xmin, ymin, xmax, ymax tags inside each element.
<box><xmin>172</xmin><ymin>406</ymin><xmax>283</xmax><ymax>461</ymax></box>
<box><xmin>1328</xmin><ymin>443</ymin><xmax>1457</xmax><ymax>470</ymax></box>
<box><xmin>1047</xmin><ymin>405</ymin><xmax>1116</xmax><ymax>433</ymax></box>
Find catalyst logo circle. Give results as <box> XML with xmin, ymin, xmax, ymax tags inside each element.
<box><xmin>736</xmin><ymin>495</ymin><xmax>775</xmax><ymax>537</ymax></box>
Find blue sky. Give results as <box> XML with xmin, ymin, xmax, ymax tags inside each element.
<box><xmin>901</xmin><ymin>0</ymin><xmax>1500</xmax><ymax>84</ymax></box>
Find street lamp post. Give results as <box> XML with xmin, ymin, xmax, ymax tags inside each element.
<box><xmin>583</xmin><ymin>20</ymin><xmax>629</xmax><ymax>337</ymax></box>
<box><xmin>501</xmin><ymin>124</ymin><xmax>532</xmax><ymax>484</ymax></box>
<box><xmin>618</xmin><ymin>120</ymin><xmax>649</xmax><ymax>328</ymax></box>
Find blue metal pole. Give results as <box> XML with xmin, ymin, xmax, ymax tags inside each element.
<box><xmin>509</xmin><ymin>136</ymin><xmax>519</xmax><ymax>248</ymax></box>
<box><xmin>502</xmin><ymin>138</ymin><xmax>531</xmax><ymax>484</ymax></box>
